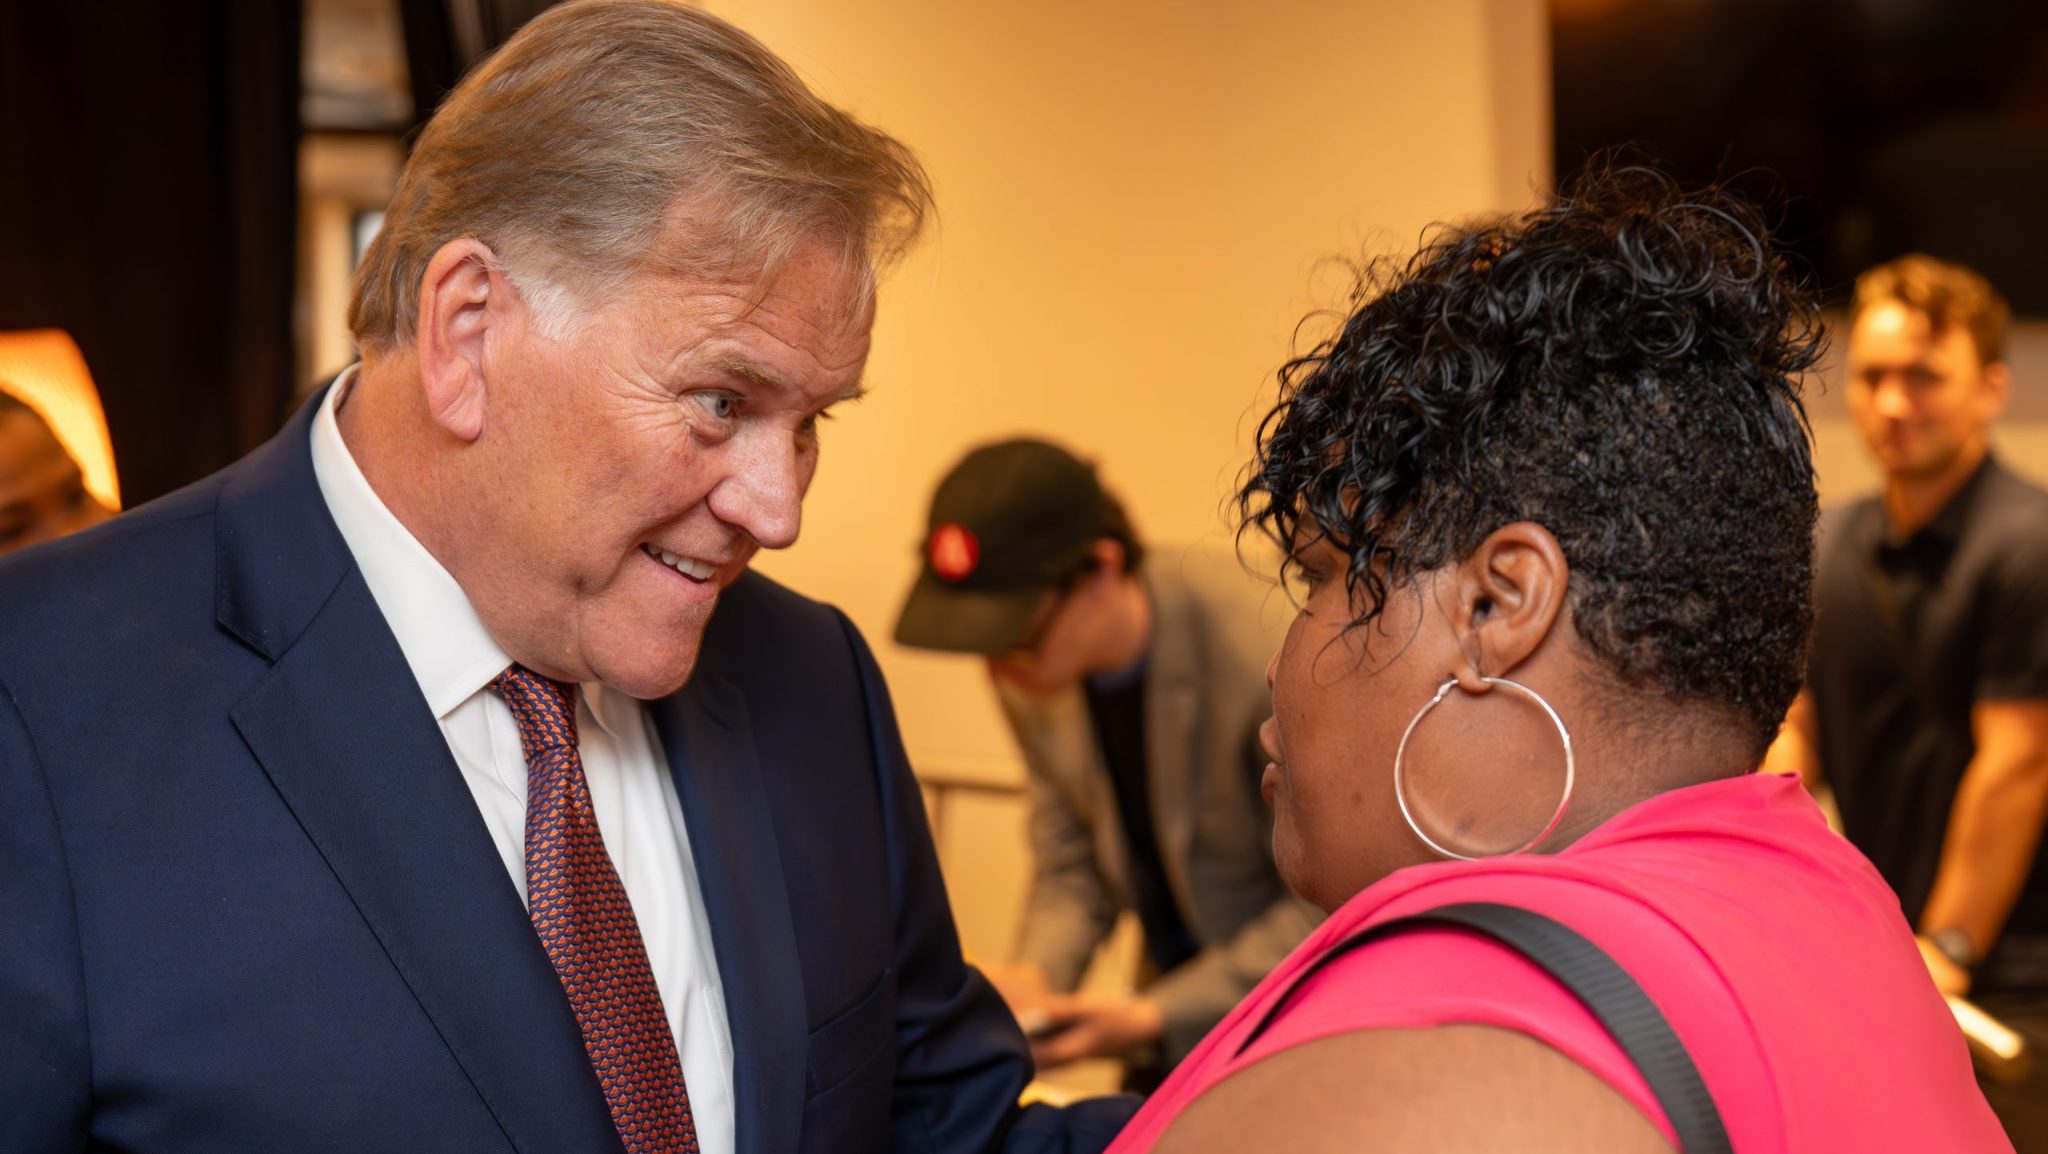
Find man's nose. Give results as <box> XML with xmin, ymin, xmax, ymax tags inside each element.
<box><xmin>706</xmin><ymin>431</ymin><xmax>807</xmax><ymax>550</ymax></box>
<box><xmin>1871</xmin><ymin>376</ymin><xmax>1913</xmax><ymax>420</ymax></box>
<box><xmin>1266</xmin><ymin>647</ymin><xmax>1280</xmax><ymax>690</ymax></box>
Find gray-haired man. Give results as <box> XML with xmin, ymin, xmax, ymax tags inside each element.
<box><xmin>0</xmin><ymin>3</ymin><xmax>1131</xmax><ymax>1151</ymax></box>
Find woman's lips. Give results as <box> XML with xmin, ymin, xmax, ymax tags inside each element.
<box><xmin>1258</xmin><ymin>717</ymin><xmax>1284</xmax><ymax>803</ymax></box>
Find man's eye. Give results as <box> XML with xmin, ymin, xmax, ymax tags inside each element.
<box><xmin>798</xmin><ymin>408</ymin><xmax>836</xmax><ymax>437</ymax></box>
<box><xmin>692</xmin><ymin>392</ymin><xmax>741</xmax><ymax>421</ymax></box>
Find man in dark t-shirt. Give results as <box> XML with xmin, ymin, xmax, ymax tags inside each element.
<box><xmin>893</xmin><ymin>439</ymin><xmax>1318</xmax><ymax>1083</ymax></box>
<box><xmin>1766</xmin><ymin>255</ymin><xmax>2048</xmax><ymax>1145</ymax></box>
<box><xmin>1806</xmin><ymin>461</ymin><xmax>2048</xmax><ymax>967</ymax></box>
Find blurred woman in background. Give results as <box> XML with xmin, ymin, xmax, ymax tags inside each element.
<box><xmin>0</xmin><ymin>392</ymin><xmax>111</xmax><ymax>556</ymax></box>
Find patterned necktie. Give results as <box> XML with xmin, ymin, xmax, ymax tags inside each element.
<box><xmin>491</xmin><ymin>665</ymin><xmax>699</xmax><ymax>1154</ymax></box>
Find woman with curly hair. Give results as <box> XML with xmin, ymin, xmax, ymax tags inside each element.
<box><xmin>1107</xmin><ymin>167</ymin><xmax>2009</xmax><ymax>1152</ymax></box>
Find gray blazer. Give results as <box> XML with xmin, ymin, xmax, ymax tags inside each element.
<box><xmin>996</xmin><ymin>546</ymin><xmax>1321</xmax><ymax>1062</ymax></box>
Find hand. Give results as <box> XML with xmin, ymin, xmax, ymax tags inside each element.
<box><xmin>1027</xmin><ymin>991</ymin><xmax>1164</xmax><ymax>1069</ymax></box>
<box><xmin>1917</xmin><ymin>934</ymin><xmax>1974</xmax><ymax>998</ymax></box>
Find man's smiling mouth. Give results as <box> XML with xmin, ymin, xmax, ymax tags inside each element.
<box><xmin>641</xmin><ymin>543</ymin><xmax>717</xmax><ymax>582</ymax></box>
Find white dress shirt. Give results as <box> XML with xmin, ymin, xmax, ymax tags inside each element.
<box><xmin>308</xmin><ymin>370</ymin><xmax>734</xmax><ymax>1154</ymax></box>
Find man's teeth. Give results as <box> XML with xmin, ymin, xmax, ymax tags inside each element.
<box><xmin>644</xmin><ymin>544</ymin><xmax>715</xmax><ymax>581</ymax></box>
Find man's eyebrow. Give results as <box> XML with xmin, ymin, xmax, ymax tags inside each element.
<box><xmin>709</xmin><ymin>353</ymin><xmax>867</xmax><ymax>405</ymax></box>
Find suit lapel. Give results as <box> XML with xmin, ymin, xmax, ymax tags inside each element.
<box><xmin>1143</xmin><ymin>572</ymin><xmax>1203</xmax><ymax>913</ymax></box>
<box><xmin>650</xmin><ymin>676</ymin><xmax>805</xmax><ymax>1154</ymax></box>
<box><xmin>1041</xmin><ymin>688</ymin><xmax>1130</xmax><ymax>900</ymax></box>
<box><xmin>218</xmin><ymin>391</ymin><xmax>620</xmax><ymax>1153</ymax></box>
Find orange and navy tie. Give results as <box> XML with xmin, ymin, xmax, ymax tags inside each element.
<box><xmin>491</xmin><ymin>665</ymin><xmax>699</xmax><ymax>1154</ymax></box>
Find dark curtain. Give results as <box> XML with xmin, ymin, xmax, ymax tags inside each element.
<box><xmin>1552</xmin><ymin>0</ymin><xmax>2048</xmax><ymax>312</ymax></box>
<box><xmin>0</xmin><ymin>0</ymin><xmax>303</xmax><ymax>506</ymax></box>
<box><xmin>399</xmin><ymin>0</ymin><xmax>558</xmax><ymax>130</ymax></box>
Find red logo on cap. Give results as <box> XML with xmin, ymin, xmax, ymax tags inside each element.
<box><xmin>929</xmin><ymin>522</ymin><xmax>980</xmax><ymax>581</ymax></box>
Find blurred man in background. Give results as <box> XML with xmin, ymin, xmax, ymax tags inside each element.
<box><xmin>1765</xmin><ymin>254</ymin><xmax>2048</xmax><ymax>1146</ymax></box>
<box><xmin>0</xmin><ymin>391</ymin><xmax>111</xmax><ymax>555</ymax></box>
<box><xmin>895</xmin><ymin>438</ymin><xmax>1319</xmax><ymax>1087</ymax></box>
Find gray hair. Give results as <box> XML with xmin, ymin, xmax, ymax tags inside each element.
<box><xmin>348</xmin><ymin>0</ymin><xmax>933</xmax><ymax>350</ymax></box>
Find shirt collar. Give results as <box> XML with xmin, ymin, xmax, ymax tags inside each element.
<box><xmin>580</xmin><ymin>682</ymin><xmax>642</xmax><ymax>740</ymax></box>
<box><xmin>1877</xmin><ymin>453</ymin><xmax>2000</xmax><ymax>557</ymax></box>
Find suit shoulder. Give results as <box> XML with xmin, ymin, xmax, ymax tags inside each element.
<box><xmin>711</xmin><ymin>567</ymin><xmax>848</xmax><ymax>635</ymax></box>
<box><xmin>1983</xmin><ymin>462</ymin><xmax>2048</xmax><ymax>524</ymax></box>
<box><xmin>1816</xmin><ymin>496</ymin><xmax>1880</xmax><ymax>565</ymax></box>
<box><xmin>1974</xmin><ymin>470</ymin><xmax>2048</xmax><ymax>573</ymax></box>
<box><xmin>699</xmin><ymin>568</ymin><xmax>872</xmax><ymax>681</ymax></box>
<box><xmin>0</xmin><ymin>476</ymin><xmax>223</xmax><ymax>623</ymax></box>
<box><xmin>1817</xmin><ymin>493</ymin><xmax>1881</xmax><ymax>530</ymax></box>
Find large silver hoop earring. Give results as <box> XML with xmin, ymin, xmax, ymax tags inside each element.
<box><xmin>1393</xmin><ymin>676</ymin><xmax>1575</xmax><ymax>861</ymax></box>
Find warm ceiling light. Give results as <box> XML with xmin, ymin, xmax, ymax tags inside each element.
<box><xmin>0</xmin><ymin>329</ymin><xmax>121</xmax><ymax>510</ymax></box>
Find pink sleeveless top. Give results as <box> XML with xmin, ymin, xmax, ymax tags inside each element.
<box><xmin>1105</xmin><ymin>773</ymin><xmax>2009</xmax><ymax>1152</ymax></box>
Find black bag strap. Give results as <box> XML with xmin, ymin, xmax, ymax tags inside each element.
<box><xmin>1235</xmin><ymin>900</ymin><xmax>1733</xmax><ymax>1154</ymax></box>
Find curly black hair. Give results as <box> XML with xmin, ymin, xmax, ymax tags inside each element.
<box><xmin>1240</xmin><ymin>164</ymin><xmax>1823</xmax><ymax>750</ymax></box>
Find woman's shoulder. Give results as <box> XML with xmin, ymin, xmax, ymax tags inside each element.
<box><xmin>1241</xmin><ymin>868</ymin><xmax>1762</xmax><ymax>1152</ymax></box>
<box><xmin>1152</xmin><ymin>1020</ymin><xmax>1673</xmax><ymax>1154</ymax></box>
<box><xmin>1229</xmin><ymin>773</ymin><xmax>1999</xmax><ymax>1153</ymax></box>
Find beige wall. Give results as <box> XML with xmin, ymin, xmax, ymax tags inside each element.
<box><xmin>713</xmin><ymin>0</ymin><xmax>1554</xmax><ymax>779</ymax></box>
<box><xmin>693</xmin><ymin>0</ymin><xmax>1554</xmax><ymax>995</ymax></box>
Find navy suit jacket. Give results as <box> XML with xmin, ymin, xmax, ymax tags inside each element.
<box><xmin>0</xmin><ymin>395</ymin><xmax>1133</xmax><ymax>1153</ymax></box>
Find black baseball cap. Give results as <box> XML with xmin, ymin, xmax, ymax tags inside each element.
<box><xmin>893</xmin><ymin>439</ymin><xmax>1116</xmax><ymax>654</ymax></box>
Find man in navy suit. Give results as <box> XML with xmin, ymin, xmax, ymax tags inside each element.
<box><xmin>0</xmin><ymin>2</ymin><xmax>1131</xmax><ymax>1151</ymax></box>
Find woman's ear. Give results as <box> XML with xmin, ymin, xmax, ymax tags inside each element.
<box><xmin>413</xmin><ymin>238</ymin><xmax>503</xmax><ymax>443</ymax></box>
<box><xmin>1443</xmin><ymin>522</ymin><xmax>1569</xmax><ymax>693</ymax></box>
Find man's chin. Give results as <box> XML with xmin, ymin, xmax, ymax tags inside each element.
<box><xmin>592</xmin><ymin>644</ymin><xmax>704</xmax><ymax>701</ymax></box>
<box><xmin>1889</xmin><ymin>451</ymin><xmax>1963</xmax><ymax>484</ymax></box>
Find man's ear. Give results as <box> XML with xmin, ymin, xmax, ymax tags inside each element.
<box><xmin>1982</xmin><ymin>360</ymin><xmax>2013</xmax><ymax>423</ymax></box>
<box><xmin>1442</xmin><ymin>522</ymin><xmax>1569</xmax><ymax>693</ymax></box>
<box><xmin>1089</xmin><ymin>537</ymin><xmax>1129</xmax><ymax>580</ymax></box>
<box><xmin>413</xmin><ymin>238</ymin><xmax>503</xmax><ymax>443</ymax></box>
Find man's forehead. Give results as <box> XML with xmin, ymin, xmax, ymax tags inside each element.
<box><xmin>1855</xmin><ymin>300</ymin><xmax>1925</xmax><ymax>336</ymax></box>
<box><xmin>1851</xmin><ymin>301</ymin><xmax>1940</xmax><ymax>352</ymax></box>
<box><xmin>705</xmin><ymin>348</ymin><xmax>867</xmax><ymax>404</ymax></box>
<box><xmin>644</xmin><ymin>250</ymin><xmax>871</xmax><ymax>337</ymax></box>
<box><xmin>638</xmin><ymin>215</ymin><xmax>871</xmax><ymax>312</ymax></box>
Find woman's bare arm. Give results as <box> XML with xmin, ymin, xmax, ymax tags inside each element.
<box><xmin>1154</xmin><ymin>1025</ymin><xmax>1675</xmax><ymax>1154</ymax></box>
